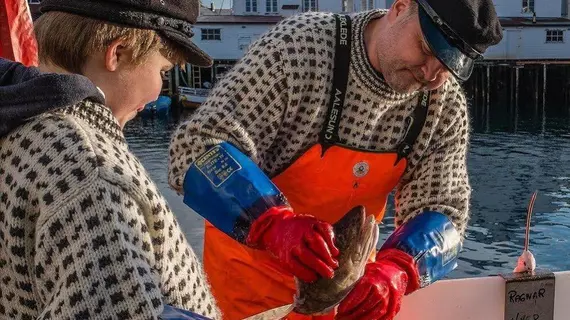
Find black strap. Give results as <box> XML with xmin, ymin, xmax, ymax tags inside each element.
<box><xmin>320</xmin><ymin>14</ymin><xmax>352</xmax><ymax>151</ymax></box>
<box><xmin>319</xmin><ymin>14</ymin><xmax>430</xmax><ymax>164</ymax></box>
<box><xmin>394</xmin><ymin>90</ymin><xmax>431</xmax><ymax>165</ymax></box>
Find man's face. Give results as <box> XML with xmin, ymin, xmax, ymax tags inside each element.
<box><xmin>373</xmin><ymin>2</ymin><xmax>452</xmax><ymax>93</ymax></box>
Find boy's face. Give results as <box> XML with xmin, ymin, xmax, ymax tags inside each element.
<box><xmin>83</xmin><ymin>42</ymin><xmax>174</xmax><ymax>128</ymax></box>
<box><xmin>113</xmin><ymin>50</ymin><xmax>173</xmax><ymax>126</ymax></box>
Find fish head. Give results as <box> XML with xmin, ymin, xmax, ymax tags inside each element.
<box><xmin>293</xmin><ymin>206</ymin><xmax>379</xmax><ymax>315</ymax></box>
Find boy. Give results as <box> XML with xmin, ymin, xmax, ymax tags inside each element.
<box><xmin>0</xmin><ymin>0</ymin><xmax>220</xmax><ymax>319</ymax></box>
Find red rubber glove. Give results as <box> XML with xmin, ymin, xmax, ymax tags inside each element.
<box><xmin>246</xmin><ymin>206</ymin><xmax>340</xmax><ymax>283</ymax></box>
<box><xmin>336</xmin><ymin>248</ymin><xmax>421</xmax><ymax>320</ymax></box>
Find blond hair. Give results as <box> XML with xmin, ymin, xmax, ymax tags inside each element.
<box><xmin>34</xmin><ymin>11</ymin><xmax>186</xmax><ymax>74</ymax></box>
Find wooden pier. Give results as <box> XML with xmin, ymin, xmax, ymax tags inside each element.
<box><xmin>462</xmin><ymin>60</ymin><xmax>570</xmax><ymax>133</ymax></box>
<box><xmin>164</xmin><ymin>59</ymin><xmax>570</xmax><ymax>127</ymax></box>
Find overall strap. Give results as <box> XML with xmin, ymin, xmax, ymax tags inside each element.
<box><xmin>394</xmin><ymin>90</ymin><xmax>431</xmax><ymax>165</ymax></box>
<box><xmin>319</xmin><ymin>14</ymin><xmax>352</xmax><ymax>153</ymax></box>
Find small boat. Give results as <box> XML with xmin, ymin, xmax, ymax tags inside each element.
<box><xmin>177</xmin><ymin>86</ymin><xmax>210</xmax><ymax>108</ymax></box>
<box><xmin>142</xmin><ymin>95</ymin><xmax>171</xmax><ymax>116</ymax></box>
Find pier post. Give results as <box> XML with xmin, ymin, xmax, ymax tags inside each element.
<box><xmin>168</xmin><ymin>71</ymin><xmax>173</xmax><ymax>96</ymax></box>
<box><xmin>535</xmin><ymin>66</ymin><xmax>539</xmax><ymax>116</ymax></box>
<box><xmin>174</xmin><ymin>64</ymin><xmax>180</xmax><ymax>93</ymax></box>
<box><xmin>486</xmin><ymin>65</ymin><xmax>490</xmax><ymax>132</ymax></box>
<box><xmin>509</xmin><ymin>67</ymin><xmax>513</xmax><ymax>108</ymax></box>
<box><xmin>479</xmin><ymin>66</ymin><xmax>485</xmax><ymax>123</ymax></box>
<box><xmin>542</xmin><ymin>64</ymin><xmax>547</xmax><ymax>134</ymax></box>
<box><xmin>474</xmin><ymin>68</ymin><xmax>478</xmax><ymax>110</ymax></box>
<box><xmin>186</xmin><ymin>63</ymin><xmax>192</xmax><ymax>86</ymax></box>
<box><xmin>515</xmin><ymin>67</ymin><xmax>519</xmax><ymax>109</ymax></box>
<box><xmin>543</xmin><ymin>64</ymin><xmax>547</xmax><ymax>108</ymax></box>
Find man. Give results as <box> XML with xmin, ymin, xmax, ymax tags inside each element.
<box><xmin>168</xmin><ymin>0</ymin><xmax>502</xmax><ymax>319</ymax></box>
<box><xmin>0</xmin><ymin>0</ymin><xmax>220</xmax><ymax>319</ymax></box>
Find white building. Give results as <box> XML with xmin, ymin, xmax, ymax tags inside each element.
<box><xmin>185</xmin><ymin>0</ymin><xmax>570</xmax><ymax>88</ymax></box>
<box><xmin>484</xmin><ymin>0</ymin><xmax>570</xmax><ymax>60</ymax></box>
<box><xmin>189</xmin><ymin>0</ymin><xmax>348</xmax><ymax>88</ymax></box>
<box><xmin>187</xmin><ymin>4</ymin><xmax>282</xmax><ymax>88</ymax></box>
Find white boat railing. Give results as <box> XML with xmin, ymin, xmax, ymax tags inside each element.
<box><xmin>178</xmin><ymin>87</ymin><xmax>211</xmax><ymax>97</ymax></box>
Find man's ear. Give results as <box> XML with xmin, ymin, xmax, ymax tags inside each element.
<box><xmin>104</xmin><ymin>38</ymin><xmax>132</xmax><ymax>72</ymax></box>
<box><xmin>387</xmin><ymin>0</ymin><xmax>413</xmax><ymax>22</ymax></box>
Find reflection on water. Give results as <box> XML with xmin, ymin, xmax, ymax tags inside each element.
<box><xmin>124</xmin><ymin>97</ymin><xmax>570</xmax><ymax>279</ymax></box>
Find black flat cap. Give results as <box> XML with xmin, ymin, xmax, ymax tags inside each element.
<box><xmin>39</xmin><ymin>0</ymin><xmax>213</xmax><ymax>67</ymax></box>
<box><xmin>416</xmin><ymin>0</ymin><xmax>503</xmax><ymax>80</ymax></box>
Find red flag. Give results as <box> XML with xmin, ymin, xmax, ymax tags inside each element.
<box><xmin>0</xmin><ymin>0</ymin><xmax>38</xmax><ymax>66</ymax></box>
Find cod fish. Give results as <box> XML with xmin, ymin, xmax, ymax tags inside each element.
<box><xmin>514</xmin><ymin>190</ymin><xmax>537</xmax><ymax>273</ymax></box>
<box><xmin>245</xmin><ymin>206</ymin><xmax>379</xmax><ymax>320</ymax></box>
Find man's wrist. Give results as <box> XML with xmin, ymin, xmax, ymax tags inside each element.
<box><xmin>375</xmin><ymin>248</ymin><xmax>421</xmax><ymax>294</ymax></box>
<box><xmin>379</xmin><ymin>211</ymin><xmax>462</xmax><ymax>288</ymax></box>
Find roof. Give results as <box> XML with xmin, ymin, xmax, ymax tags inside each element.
<box><xmin>197</xmin><ymin>15</ymin><xmax>284</xmax><ymax>24</ymax></box>
<box><xmin>500</xmin><ymin>17</ymin><xmax>570</xmax><ymax>27</ymax></box>
<box><xmin>199</xmin><ymin>6</ymin><xmax>233</xmax><ymax>16</ymax></box>
<box><xmin>197</xmin><ymin>15</ymin><xmax>570</xmax><ymax>27</ymax></box>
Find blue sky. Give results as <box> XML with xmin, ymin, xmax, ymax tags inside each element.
<box><xmin>203</xmin><ymin>0</ymin><xmax>232</xmax><ymax>9</ymax></box>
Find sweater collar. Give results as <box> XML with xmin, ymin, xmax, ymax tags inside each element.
<box><xmin>60</xmin><ymin>100</ymin><xmax>127</xmax><ymax>145</ymax></box>
<box><xmin>350</xmin><ymin>9</ymin><xmax>417</xmax><ymax>104</ymax></box>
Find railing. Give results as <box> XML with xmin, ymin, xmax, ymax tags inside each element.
<box><xmin>178</xmin><ymin>87</ymin><xmax>211</xmax><ymax>97</ymax></box>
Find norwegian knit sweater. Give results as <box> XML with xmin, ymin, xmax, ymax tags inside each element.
<box><xmin>169</xmin><ymin>9</ymin><xmax>472</xmax><ymax>236</ymax></box>
<box><xmin>0</xmin><ymin>101</ymin><xmax>220</xmax><ymax>319</ymax></box>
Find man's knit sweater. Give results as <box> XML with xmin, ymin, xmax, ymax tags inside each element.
<box><xmin>169</xmin><ymin>10</ymin><xmax>472</xmax><ymax>235</ymax></box>
<box><xmin>0</xmin><ymin>101</ymin><xmax>220</xmax><ymax>319</ymax></box>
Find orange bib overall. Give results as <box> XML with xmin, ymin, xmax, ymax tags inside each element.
<box><xmin>202</xmin><ymin>15</ymin><xmax>431</xmax><ymax>320</ymax></box>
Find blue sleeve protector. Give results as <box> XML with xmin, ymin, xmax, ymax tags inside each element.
<box><xmin>159</xmin><ymin>305</ymin><xmax>213</xmax><ymax>320</ymax></box>
<box><xmin>182</xmin><ymin>142</ymin><xmax>289</xmax><ymax>243</ymax></box>
<box><xmin>379</xmin><ymin>211</ymin><xmax>462</xmax><ymax>288</ymax></box>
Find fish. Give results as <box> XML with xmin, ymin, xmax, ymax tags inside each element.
<box><xmin>244</xmin><ymin>206</ymin><xmax>379</xmax><ymax>320</ymax></box>
<box><xmin>514</xmin><ymin>190</ymin><xmax>537</xmax><ymax>273</ymax></box>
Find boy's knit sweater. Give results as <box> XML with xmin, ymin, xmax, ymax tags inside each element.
<box><xmin>0</xmin><ymin>101</ymin><xmax>220</xmax><ymax>319</ymax></box>
<box><xmin>168</xmin><ymin>10</ymin><xmax>472</xmax><ymax>235</ymax></box>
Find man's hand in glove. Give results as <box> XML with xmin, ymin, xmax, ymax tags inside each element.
<box><xmin>246</xmin><ymin>206</ymin><xmax>340</xmax><ymax>282</ymax></box>
<box><xmin>336</xmin><ymin>248</ymin><xmax>420</xmax><ymax>320</ymax></box>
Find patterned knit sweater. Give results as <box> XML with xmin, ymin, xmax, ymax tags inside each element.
<box><xmin>0</xmin><ymin>101</ymin><xmax>220</xmax><ymax>319</ymax></box>
<box><xmin>169</xmin><ymin>10</ymin><xmax>472</xmax><ymax>236</ymax></box>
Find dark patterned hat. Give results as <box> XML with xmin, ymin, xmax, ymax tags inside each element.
<box><xmin>39</xmin><ymin>0</ymin><xmax>213</xmax><ymax>67</ymax></box>
<box><xmin>416</xmin><ymin>0</ymin><xmax>503</xmax><ymax>80</ymax></box>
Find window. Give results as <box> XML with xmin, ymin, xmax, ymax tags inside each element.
<box><xmin>361</xmin><ymin>0</ymin><xmax>374</xmax><ymax>10</ymax></box>
<box><xmin>246</xmin><ymin>0</ymin><xmax>258</xmax><ymax>12</ymax></box>
<box><xmin>303</xmin><ymin>0</ymin><xmax>317</xmax><ymax>12</ymax></box>
<box><xmin>266</xmin><ymin>0</ymin><xmax>278</xmax><ymax>13</ymax></box>
<box><xmin>546</xmin><ymin>30</ymin><xmax>564</xmax><ymax>43</ymax></box>
<box><xmin>201</xmin><ymin>29</ymin><xmax>221</xmax><ymax>40</ymax></box>
<box><xmin>522</xmin><ymin>0</ymin><xmax>534</xmax><ymax>12</ymax></box>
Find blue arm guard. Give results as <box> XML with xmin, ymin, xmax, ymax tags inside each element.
<box><xmin>379</xmin><ymin>211</ymin><xmax>462</xmax><ymax>288</ymax></box>
<box><xmin>182</xmin><ymin>142</ymin><xmax>289</xmax><ymax>243</ymax></box>
<box><xmin>159</xmin><ymin>305</ymin><xmax>213</xmax><ymax>320</ymax></box>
